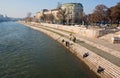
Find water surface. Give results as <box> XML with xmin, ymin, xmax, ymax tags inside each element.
<box><xmin>0</xmin><ymin>22</ymin><xmax>98</xmax><ymax>78</ymax></box>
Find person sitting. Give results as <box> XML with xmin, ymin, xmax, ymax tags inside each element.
<box><xmin>83</xmin><ymin>52</ymin><xmax>89</xmax><ymax>58</ymax></box>
<box><xmin>97</xmin><ymin>66</ymin><xmax>105</xmax><ymax>73</ymax></box>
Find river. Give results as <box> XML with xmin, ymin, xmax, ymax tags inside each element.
<box><xmin>0</xmin><ymin>22</ymin><xmax>99</xmax><ymax>78</ymax></box>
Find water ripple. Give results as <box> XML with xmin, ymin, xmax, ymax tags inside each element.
<box><xmin>0</xmin><ymin>22</ymin><xmax>98</xmax><ymax>78</ymax></box>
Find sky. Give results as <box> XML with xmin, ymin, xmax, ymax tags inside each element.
<box><xmin>0</xmin><ymin>0</ymin><xmax>119</xmax><ymax>18</ymax></box>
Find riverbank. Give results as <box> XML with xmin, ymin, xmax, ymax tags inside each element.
<box><xmin>19</xmin><ymin>21</ymin><xmax>120</xmax><ymax>78</ymax></box>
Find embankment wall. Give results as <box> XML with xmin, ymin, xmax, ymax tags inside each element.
<box><xmin>41</xmin><ymin>23</ymin><xmax>101</xmax><ymax>38</ymax></box>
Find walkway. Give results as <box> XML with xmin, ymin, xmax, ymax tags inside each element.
<box><xmin>30</xmin><ymin>23</ymin><xmax>120</xmax><ymax>67</ymax></box>
<box><xmin>76</xmin><ymin>34</ymin><xmax>120</xmax><ymax>52</ymax></box>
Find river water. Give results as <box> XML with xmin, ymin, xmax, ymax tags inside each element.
<box><xmin>0</xmin><ymin>22</ymin><xmax>98</xmax><ymax>78</ymax></box>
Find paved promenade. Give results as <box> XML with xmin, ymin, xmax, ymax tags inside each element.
<box><xmin>40</xmin><ymin>24</ymin><xmax>120</xmax><ymax>57</ymax></box>
<box><xmin>76</xmin><ymin>34</ymin><xmax>120</xmax><ymax>52</ymax></box>
<box><xmin>29</xmin><ymin>23</ymin><xmax>120</xmax><ymax>67</ymax></box>
<box><xmin>45</xmin><ymin>25</ymin><xmax>120</xmax><ymax>66</ymax></box>
<box><xmin>75</xmin><ymin>34</ymin><xmax>120</xmax><ymax>58</ymax></box>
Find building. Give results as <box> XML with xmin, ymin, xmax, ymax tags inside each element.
<box><xmin>35</xmin><ymin>9</ymin><xmax>59</xmax><ymax>23</ymax></box>
<box><xmin>61</xmin><ymin>3</ymin><xmax>83</xmax><ymax>24</ymax></box>
<box><xmin>35</xmin><ymin>12</ymin><xmax>41</xmax><ymax>20</ymax></box>
<box><xmin>35</xmin><ymin>3</ymin><xmax>83</xmax><ymax>24</ymax></box>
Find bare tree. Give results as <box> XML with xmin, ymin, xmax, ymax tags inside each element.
<box><xmin>110</xmin><ymin>2</ymin><xmax>120</xmax><ymax>27</ymax></box>
<box><xmin>83</xmin><ymin>3</ymin><xmax>120</xmax><ymax>27</ymax></box>
<box><xmin>106</xmin><ymin>8</ymin><xmax>112</xmax><ymax>26</ymax></box>
<box><xmin>88</xmin><ymin>4</ymin><xmax>108</xmax><ymax>25</ymax></box>
<box><xmin>39</xmin><ymin>15</ymin><xmax>45</xmax><ymax>22</ymax></box>
<box><xmin>27</xmin><ymin>12</ymin><xmax>32</xmax><ymax>18</ymax></box>
<box><xmin>26</xmin><ymin>12</ymin><xmax>32</xmax><ymax>22</ymax></box>
<box><xmin>57</xmin><ymin>7</ymin><xmax>67</xmax><ymax>24</ymax></box>
<box><xmin>45</xmin><ymin>14</ymin><xmax>54</xmax><ymax>23</ymax></box>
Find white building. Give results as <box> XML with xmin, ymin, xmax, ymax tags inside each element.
<box><xmin>35</xmin><ymin>3</ymin><xmax>83</xmax><ymax>24</ymax></box>
<box><xmin>61</xmin><ymin>3</ymin><xmax>83</xmax><ymax>24</ymax></box>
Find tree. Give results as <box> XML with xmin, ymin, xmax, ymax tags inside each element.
<box><xmin>27</xmin><ymin>12</ymin><xmax>32</xmax><ymax>18</ymax></box>
<box><xmin>39</xmin><ymin>15</ymin><xmax>45</xmax><ymax>22</ymax></box>
<box><xmin>26</xmin><ymin>12</ymin><xmax>32</xmax><ymax>22</ymax></box>
<box><xmin>57</xmin><ymin>7</ymin><xmax>67</xmax><ymax>24</ymax></box>
<box><xmin>92</xmin><ymin>4</ymin><xmax>108</xmax><ymax>25</ymax></box>
<box><xmin>110</xmin><ymin>2</ymin><xmax>120</xmax><ymax>26</ymax></box>
<box><xmin>45</xmin><ymin>14</ymin><xmax>54</xmax><ymax>23</ymax></box>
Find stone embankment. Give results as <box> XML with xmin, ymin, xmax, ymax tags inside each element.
<box><xmin>19</xmin><ymin>21</ymin><xmax>120</xmax><ymax>78</ymax></box>
<box><xmin>40</xmin><ymin>23</ymin><xmax>120</xmax><ymax>58</ymax></box>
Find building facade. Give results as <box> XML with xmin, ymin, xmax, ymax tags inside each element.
<box><xmin>61</xmin><ymin>3</ymin><xmax>83</xmax><ymax>24</ymax></box>
<box><xmin>35</xmin><ymin>9</ymin><xmax>59</xmax><ymax>23</ymax></box>
<box><xmin>35</xmin><ymin>3</ymin><xmax>83</xmax><ymax>24</ymax></box>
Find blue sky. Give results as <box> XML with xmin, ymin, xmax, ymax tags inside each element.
<box><xmin>0</xmin><ymin>0</ymin><xmax>119</xmax><ymax>18</ymax></box>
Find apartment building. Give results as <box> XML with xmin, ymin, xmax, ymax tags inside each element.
<box><xmin>35</xmin><ymin>3</ymin><xmax>83</xmax><ymax>24</ymax></box>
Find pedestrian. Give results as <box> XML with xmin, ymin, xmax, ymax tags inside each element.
<box><xmin>65</xmin><ymin>41</ymin><xmax>70</xmax><ymax>47</ymax></box>
<box><xmin>73</xmin><ymin>36</ymin><xmax>76</xmax><ymax>42</ymax></box>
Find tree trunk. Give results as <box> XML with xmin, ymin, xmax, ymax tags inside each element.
<box><xmin>117</xmin><ymin>20</ymin><xmax>120</xmax><ymax>27</ymax></box>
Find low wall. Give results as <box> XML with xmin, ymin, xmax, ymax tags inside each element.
<box><xmin>41</xmin><ymin>23</ymin><xmax>100</xmax><ymax>38</ymax></box>
<box><xmin>112</xmin><ymin>37</ymin><xmax>120</xmax><ymax>44</ymax></box>
<box><xmin>21</xmin><ymin>22</ymin><xmax>120</xmax><ymax>78</ymax></box>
